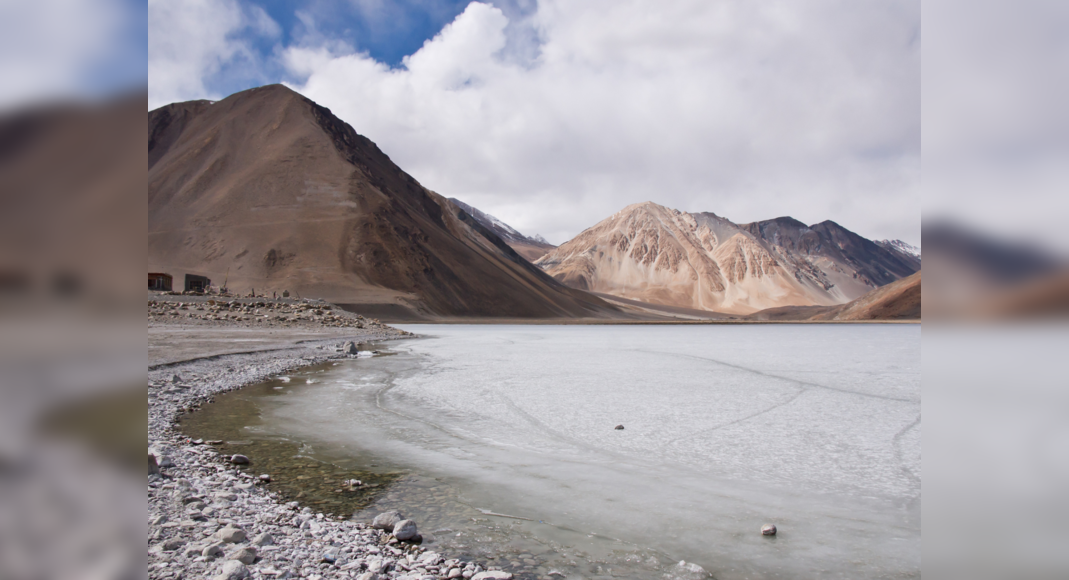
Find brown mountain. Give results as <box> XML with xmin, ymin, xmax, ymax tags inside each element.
<box><xmin>148</xmin><ymin>84</ymin><xmax>616</xmax><ymax>319</ymax></box>
<box><xmin>536</xmin><ymin>201</ymin><xmax>920</xmax><ymax>314</ymax></box>
<box><xmin>810</xmin><ymin>271</ymin><xmax>921</xmax><ymax>321</ymax></box>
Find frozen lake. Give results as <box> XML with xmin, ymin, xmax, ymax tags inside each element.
<box><xmin>243</xmin><ymin>324</ymin><xmax>920</xmax><ymax>578</ymax></box>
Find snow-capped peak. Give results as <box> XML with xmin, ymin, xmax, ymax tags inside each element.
<box><xmin>878</xmin><ymin>239</ymin><xmax>921</xmax><ymax>258</ymax></box>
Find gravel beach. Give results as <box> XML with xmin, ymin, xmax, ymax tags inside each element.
<box><xmin>147</xmin><ymin>294</ymin><xmax>516</xmax><ymax>580</ymax></box>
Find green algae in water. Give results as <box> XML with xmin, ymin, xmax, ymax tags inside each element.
<box><xmin>178</xmin><ymin>363</ymin><xmax>402</xmax><ymax>517</ymax></box>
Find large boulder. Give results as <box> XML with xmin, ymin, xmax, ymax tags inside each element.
<box><xmin>371</xmin><ymin>510</ymin><xmax>403</xmax><ymax>530</ymax></box>
<box><xmin>392</xmin><ymin>519</ymin><xmax>418</xmax><ymax>541</ymax></box>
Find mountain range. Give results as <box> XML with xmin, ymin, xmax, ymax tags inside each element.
<box><xmin>148</xmin><ymin>85</ymin><xmax>920</xmax><ymax>320</ymax></box>
<box><xmin>534</xmin><ymin>202</ymin><xmax>919</xmax><ymax>314</ymax></box>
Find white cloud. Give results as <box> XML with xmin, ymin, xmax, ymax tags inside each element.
<box><xmin>148</xmin><ymin>0</ymin><xmax>280</xmax><ymax>109</ymax></box>
<box><xmin>145</xmin><ymin>0</ymin><xmax>919</xmax><ymax>244</ymax></box>
<box><xmin>286</xmin><ymin>0</ymin><xmax>921</xmax><ymax>245</ymax></box>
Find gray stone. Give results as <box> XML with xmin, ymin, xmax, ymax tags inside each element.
<box><xmin>156</xmin><ymin>455</ymin><xmax>175</xmax><ymax>468</ymax></box>
<box><xmin>228</xmin><ymin>546</ymin><xmax>257</xmax><ymax>565</ymax></box>
<box><xmin>259</xmin><ymin>474</ymin><xmax>271</xmax><ymax>482</ymax></box>
<box><xmin>393</xmin><ymin>519</ymin><xmax>418</xmax><ymax>541</ymax></box>
<box><xmin>230</xmin><ymin>454</ymin><xmax>250</xmax><ymax>465</ymax></box>
<box><xmin>162</xmin><ymin>538</ymin><xmax>184</xmax><ymax>551</ymax></box>
<box><xmin>761</xmin><ymin>523</ymin><xmax>777</xmax><ymax>536</ymax></box>
<box><xmin>371</xmin><ymin>510</ymin><xmax>404</xmax><ymax>530</ymax></box>
<box><xmin>472</xmin><ymin>572</ymin><xmax>513</xmax><ymax>580</ymax></box>
<box><xmin>213</xmin><ymin>560</ymin><xmax>248</xmax><ymax>580</ymax></box>
<box><xmin>447</xmin><ymin>568</ymin><xmax>462</xmax><ymax>578</ymax></box>
<box><xmin>342</xmin><ymin>341</ymin><xmax>359</xmax><ymax>355</ymax></box>
<box><xmin>614</xmin><ymin>424</ymin><xmax>625</xmax><ymax>430</ymax></box>
<box><xmin>357</xmin><ymin>573</ymin><xmax>380</xmax><ymax>580</ymax></box>
<box><xmin>213</xmin><ymin>524</ymin><xmax>246</xmax><ymax>543</ymax></box>
<box><xmin>203</xmin><ymin>543</ymin><xmax>225</xmax><ymax>558</ymax></box>
<box><xmin>251</xmin><ymin>532</ymin><xmax>274</xmax><ymax>546</ymax></box>
<box><xmin>148</xmin><ymin>454</ymin><xmax>160</xmax><ymax>475</ymax></box>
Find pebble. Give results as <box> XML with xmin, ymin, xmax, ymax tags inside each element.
<box><xmin>472</xmin><ymin>572</ymin><xmax>513</xmax><ymax>580</ymax></box>
<box><xmin>230</xmin><ymin>454</ymin><xmax>250</xmax><ymax>465</ymax></box>
<box><xmin>762</xmin><ymin>523</ymin><xmax>777</xmax><ymax>536</ymax></box>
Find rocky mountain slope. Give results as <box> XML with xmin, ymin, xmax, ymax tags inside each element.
<box><xmin>148</xmin><ymin>85</ymin><xmax>616</xmax><ymax>318</ymax></box>
<box><xmin>448</xmin><ymin>198</ymin><xmax>556</xmax><ymax>262</ymax></box>
<box><xmin>536</xmin><ymin>202</ymin><xmax>919</xmax><ymax>314</ymax></box>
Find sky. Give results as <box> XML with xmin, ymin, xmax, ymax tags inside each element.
<box><xmin>145</xmin><ymin>0</ymin><xmax>923</xmax><ymax>246</ymax></box>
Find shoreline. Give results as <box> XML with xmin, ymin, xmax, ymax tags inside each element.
<box><xmin>373</xmin><ymin>318</ymin><xmax>921</xmax><ymax>325</ymax></box>
<box><xmin>147</xmin><ymin>321</ymin><xmax>518</xmax><ymax>580</ymax></box>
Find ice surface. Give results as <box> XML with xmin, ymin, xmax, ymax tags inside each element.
<box><xmin>258</xmin><ymin>324</ymin><xmax>920</xmax><ymax>578</ymax></box>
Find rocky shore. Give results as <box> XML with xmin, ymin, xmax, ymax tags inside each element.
<box><xmin>147</xmin><ymin>304</ymin><xmax>516</xmax><ymax>580</ymax></box>
<box><xmin>148</xmin><ymin>293</ymin><xmax>388</xmax><ymax>330</ymax></box>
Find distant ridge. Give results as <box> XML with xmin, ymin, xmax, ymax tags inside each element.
<box><xmin>448</xmin><ymin>197</ymin><xmax>556</xmax><ymax>262</ymax></box>
<box><xmin>536</xmin><ymin>201</ymin><xmax>920</xmax><ymax>314</ymax></box>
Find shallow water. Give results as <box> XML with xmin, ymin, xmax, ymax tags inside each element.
<box><xmin>190</xmin><ymin>324</ymin><xmax>920</xmax><ymax>579</ymax></box>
